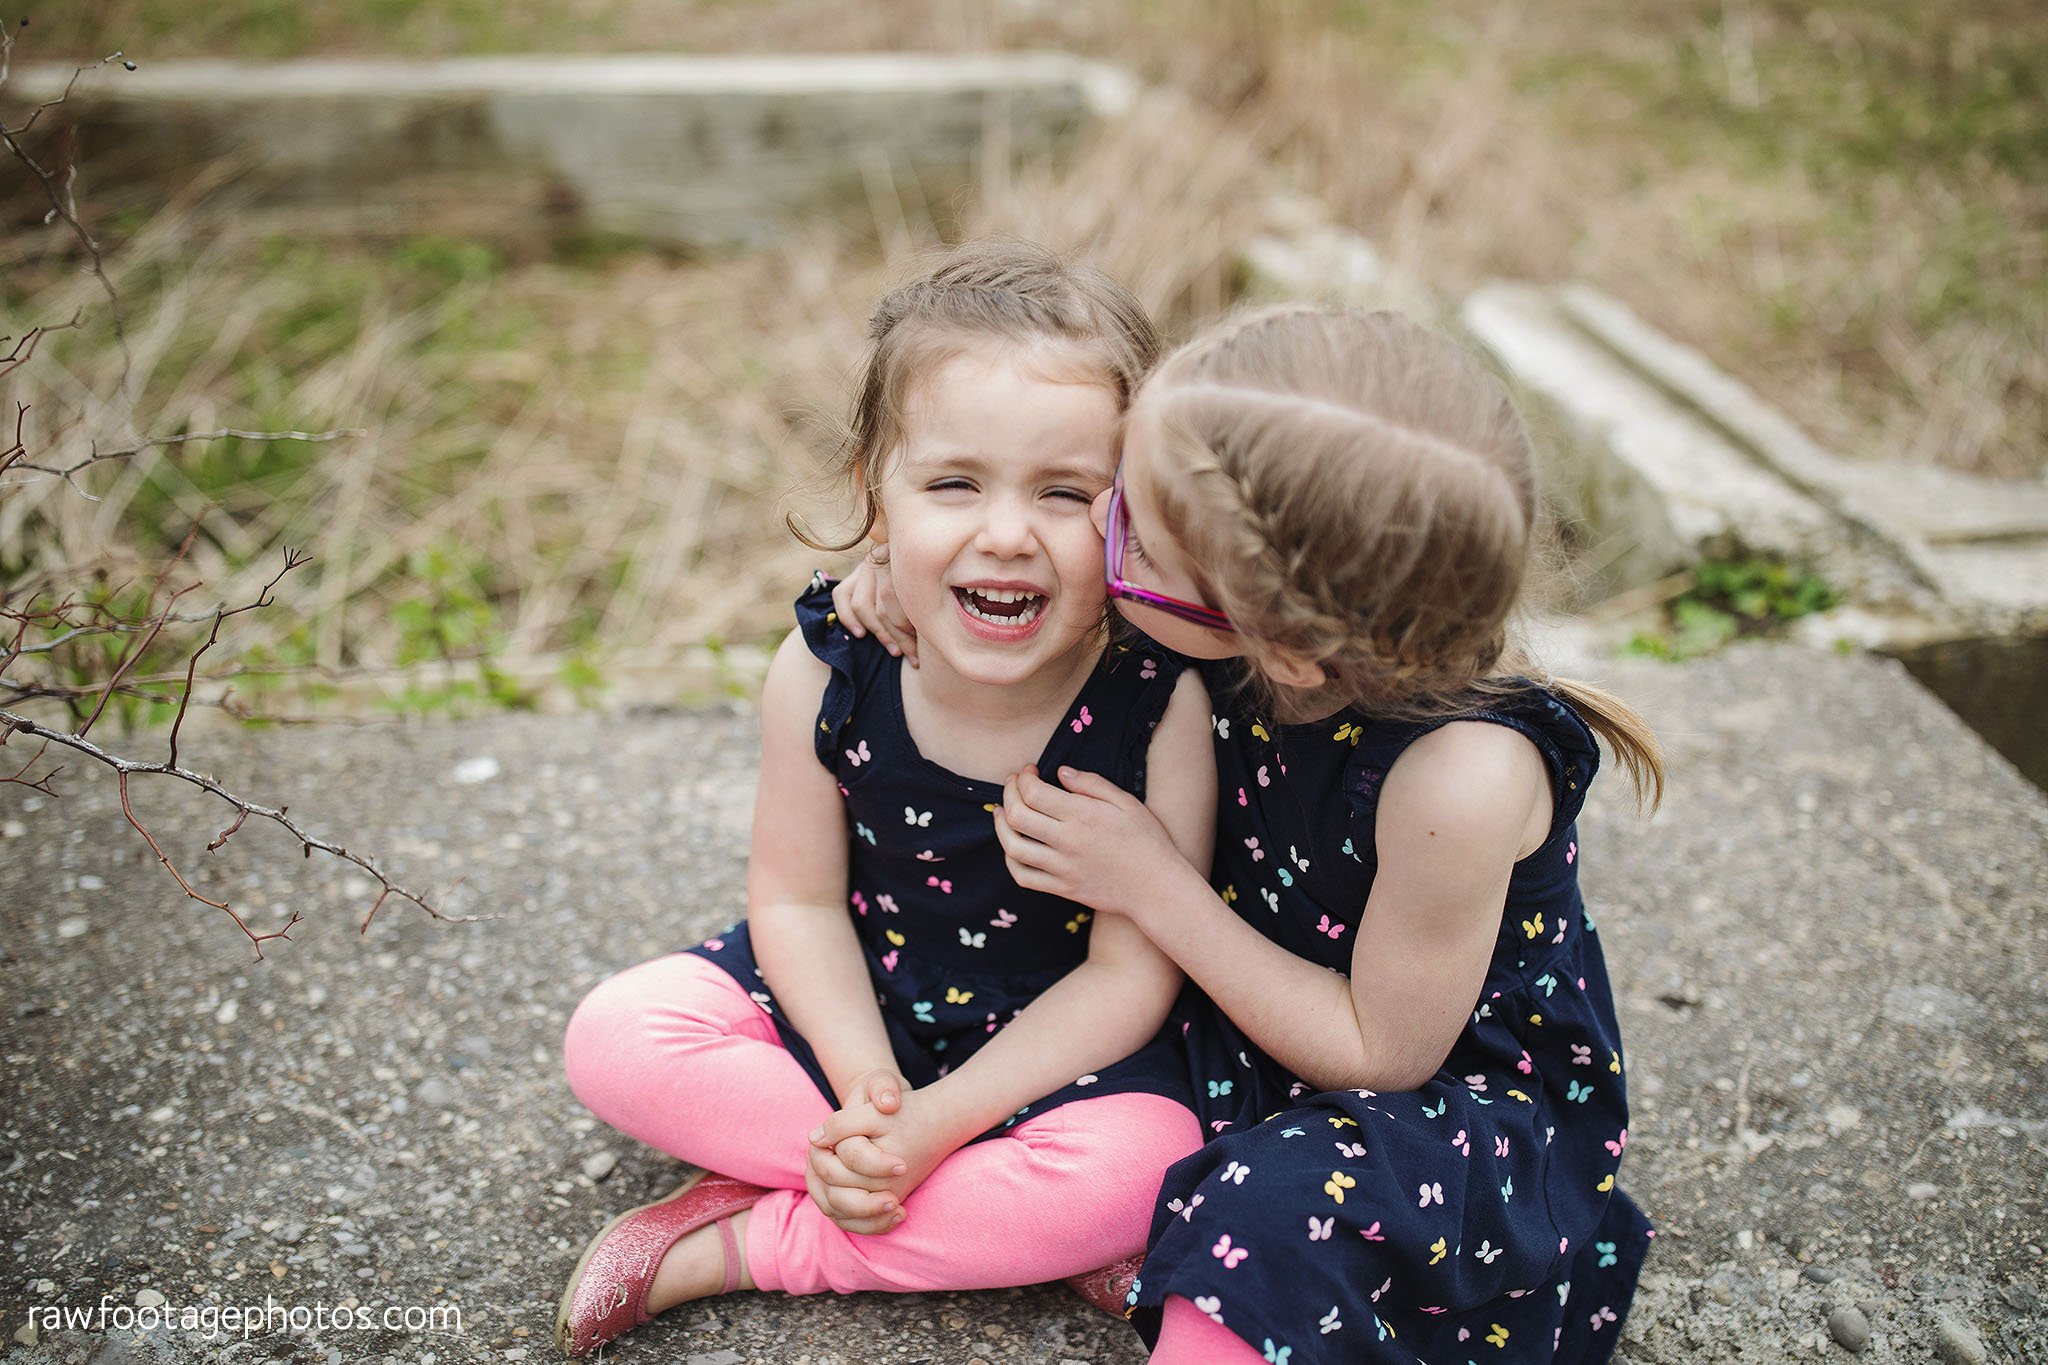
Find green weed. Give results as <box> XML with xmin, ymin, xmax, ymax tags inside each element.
<box><xmin>1628</xmin><ymin>557</ymin><xmax>1840</xmax><ymax>661</ymax></box>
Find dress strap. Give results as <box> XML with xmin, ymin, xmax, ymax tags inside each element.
<box><xmin>793</xmin><ymin>573</ymin><xmax>875</xmax><ymax>771</ymax></box>
<box><xmin>1345</xmin><ymin>686</ymin><xmax>1602</xmax><ymax>848</ymax></box>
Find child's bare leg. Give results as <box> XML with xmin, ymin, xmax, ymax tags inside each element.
<box><xmin>646</xmin><ymin>1210</ymin><xmax>757</xmax><ymax>1312</ymax></box>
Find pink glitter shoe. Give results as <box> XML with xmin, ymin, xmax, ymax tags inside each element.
<box><xmin>1064</xmin><ymin>1252</ymin><xmax>1143</xmax><ymax>1318</ymax></box>
<box><xmin>554</xmin><ymin>1168</ymin><xmax>768</xmax><ymax>1358</ymax></box>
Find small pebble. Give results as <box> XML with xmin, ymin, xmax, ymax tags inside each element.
<box><xmin>1827</xmin><ymin>1305</ymin><xmax>1870</xmax><ymax>1354</ymax></box>
<box><xmin>1905</xmin><ymin>1181</ymin><xmax>1938</xmax><ymax>1201</ymax></box>
<box><xmin>2001</xmin><ymin>1279</ymin><xmax>2040</xmax><ymax>1312</ymax></box>
<box><xmin>57</xmin><ymin>917</ymin><xmax>89</xmax><ymax>939</ymax></box>
<box><xmin>134</xmin><ymin>1289</ymin><xmax>167</xmax><ymax>1308</ymax></box>
<box><xmin>12</xmin><ymin>1324</ymin><xmax>37</xmax><ymax>1348</ymax></box>
<box><xmin>216</xmin><ymin>999</ymin><xmax>239</xmax><ymax>1025</ymax></box>
<box><xmin>1803</xmin><ymin>1265</ymin><xmax>1840</xmax><ymax>1284</ymax></box>
<box><xmin>2</xmin><ymin>819</ymin><xmax>27</xmax><ymax>838</ymax></box>
<box><xmin>415</xmin><ymin>1078</ymin><xmax>454</xmax><ymax>1108</ymax></box>
<box><xmin>273</xmin><ymin>1222</ymin><xmax>307</xmax><ymax>1245</ymax></box>
<box><xmin>451</xmin><ymin>756</ymin><xmax>500</xmax><ymax>784</ymax></box>
<box><xmin>1933</xmin><ymin>1314</ymin><xmax>1988</xmax><ymax>1365</ymax></box>
<box><xmin>582</xmin><ymin>1151</ymin><xmax>617</xmax><ymax>1183</ymax></box>
<box><xmin>77</xmin><ymin>874</ymin><xmax>105</xmax><ymax>890</ymax></box>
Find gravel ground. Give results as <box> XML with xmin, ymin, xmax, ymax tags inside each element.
<box><xmin>2</xmin><ymin>644</ymin><xmax>2043</xmax><ymax>1363</ymax></box>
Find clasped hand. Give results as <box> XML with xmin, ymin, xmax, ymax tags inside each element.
<box><xmin>805</xmin><ymin>1069</ymin><xmax>949</xmax><ymax>1236</ymax></box>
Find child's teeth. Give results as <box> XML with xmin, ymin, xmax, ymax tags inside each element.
<box><xmin>961</xmin><ymin>589</ymin><xmax>1044</xmax><ymax>625</ymax></box>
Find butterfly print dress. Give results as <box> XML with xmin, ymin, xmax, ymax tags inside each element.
<box><xmin>1129</xmin><ymin>677</ymin><xmax>1653</xmax><ymax>1364</ymax></box>
<box><xmin>690</xmin><ymin>578</ymin><xmax>1195</xmax><ymax>1132</ymax></box>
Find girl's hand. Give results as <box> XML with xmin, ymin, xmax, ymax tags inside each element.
<box><xmin>799</xmin><ymin>1066</ymin><xmax>912</xmax><ymax>1231</ymax></box>
<box><xmin>994</xmin><ymin>764</ymin><xmax>1190</xmax><ymax>931</ymax></box>
<box><xmin>830</xmin><ymin>553</ymin><xmax>918</xmax><ymax>667</ymax></box>
<box><xmin>807</xmin><ymin>1088</ymin><xmax>960</xmax><ymax>1233</ymax></box>
<box><xmin>820</xmin><ymin>1066</ymin><xmax>906</xmax><ymax>1127</ymax></box>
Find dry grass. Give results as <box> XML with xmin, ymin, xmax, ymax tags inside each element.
<box><xmin>6</xmin><ymin>0</ymin><xmax>2040</xmax><ymax>717</ymax></box>
<box><xmin>30</xmin><ymin>0</ymin><xmax>2043</xmax><ymax>481</ymax></box>
<box><xmin>2</xmin><ymin>74</ymin><xmax>1271</xmax><ymax>712</ymax></box>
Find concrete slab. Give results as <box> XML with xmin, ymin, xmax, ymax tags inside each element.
<box><xmin>1461</xmin><ymin>283</ymin><xmax>1844</xmax><ymax>594</ymax></box>
<box><xmin>1558</xmin><ymin>286</ymin><xmax>2048</xmax><ymax>635</ymax></box>
<box><xmin>10</xmin><ymin>54</ymin><xmax>1133</xmax><ymax>248</ymax></box>
<box><xmin>3</xmin><ymin>645</ymin><xmax>2044</xmax><ymax>1363</ymax></box>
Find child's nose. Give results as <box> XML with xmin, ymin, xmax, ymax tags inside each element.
<box><xmin>975</xmin><ymin>496</ymin><xmax>1038</xmax><ymax>557</ymax></box>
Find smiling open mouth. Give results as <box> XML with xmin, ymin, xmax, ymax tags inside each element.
<box><xmin>954</xmin><ymin>587</ymin><xmax>1045</xmax><ymax>626</ymax></box>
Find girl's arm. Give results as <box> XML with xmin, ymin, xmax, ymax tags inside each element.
<box><xmin>811</xmin><ymin>668</ymin><xmax>1215</xmax><ymax>1193</ymax></box>
<box><xmin>1000</xmin><ymin>720</ymin><xmax>1551</xmax><ymax>1093</ymax></box>
<box><xmin>748</xmin><ymin>629</ymin><xmax>902</xmax><ymax>1108</ymax></box>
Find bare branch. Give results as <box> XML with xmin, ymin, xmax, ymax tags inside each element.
<box><xmin>0</xmin><ymin>309</ymin><xmax>83</xmax><ymax>383</ymax></box>
<box><xmin>0</xmin><ymin>733</ymin><xmax>62</xmax><ymax>796</ymax></box>
<box><xmin>0</xmin><ymin>400</ymin><xmax>28</xmax><ymax>479</ymax></box>
<box><xmin>0</xmin><ymin>40</ymin><xmax>132</xmax><ymax>346</ymax></box>
<box><xmin>207</xmin><ymin>807</ymin><xmax>249</xmax><ymax>852</ymax></box>
<box><xmin>3</xmin><ymin>427</ymin><xmax>366</xmax><ymax>495</ymax></box>
<box><xmin>75</xmin><ymin>521</ymin><xmax>202</xmax><ymax>739</ymax></box>
<box><xmin>2</xmin><ymin>710</ymin><xmax>478</xmax><ymax>958</ymax></box>
<box><xmin>168</xmin><ymin>547</ymin><xmax>307</xmax><ymax>768</ymax></box>
<box><xmin>0</xmin><ymin>25</ymin><xmax>453</xmax><ymax>958</ymax></box>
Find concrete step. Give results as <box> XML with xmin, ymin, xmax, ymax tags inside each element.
<box><xmin>1460</xmin><ymin>281</ymin><xmax>2048</xmax><ymax>642</ymax></box>
<box><xmin>9</xmin><ymin>53</ymin><xmax>1135</xmax><ymax>248</ymax></box>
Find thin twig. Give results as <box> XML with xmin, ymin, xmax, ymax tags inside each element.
<box><xmin>5</xmin><ymin>427</ymin><xmax>365</xmax><ymax>495</ymax></box>
<box><xmin>75</xmin><ymin>522</ymin><xmax>202</xmax><ymax>739</ymax></box>
<box><xmin>0</xmin><ymin>48</ymin><xmax>130</xmax><ymax>356</ymax></box>
<box><xmin>0</xmin><ymin>39</ymin><xmax>132</xmax><ymax>352</ymax></box>
<box><xmin>0</xmin><ymin>735</ymin><xmax>61</xmax><ymax>795</ymax></box>
<box><xmin>0</xmin><ymin>400</ymin><xmax>28</xmax><ymax>478</ymax></box>
<box><xmin>1</xmin><ymin>710</ymin><xmax>476</xmax><ymax>958</ymax></box>
<box><xmin>0</xmin><ymin>309</ymin><xmax>83</xmax><ymax>383</ymax></box>
<box><xmin>168</xmin><ymin>548</ymin><xmax>305</xmax><ymax>768</ymax></box>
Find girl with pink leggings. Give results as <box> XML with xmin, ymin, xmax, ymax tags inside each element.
<box><xmin>553</xmin><ymin>241</ymin><xmax>1213</xmax><ymax>1357</ymax></box>
<box><xmin>564</xmin><ymin>954</ymin><xmax>1200</xmax><ymax>1297</ymax></box>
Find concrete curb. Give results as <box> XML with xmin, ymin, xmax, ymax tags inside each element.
<box><xmin>12</xmin><ymin>54</ymin><xmax>1131</xmax><ymax>249</ymax></box>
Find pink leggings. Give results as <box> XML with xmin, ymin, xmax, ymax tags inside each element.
<box><xmin>563</xmin><ymin>952</ymin><xmax>1203</xmax><ymax>1296</ymax></box>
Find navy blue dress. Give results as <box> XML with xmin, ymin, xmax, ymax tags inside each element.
<box><xmin>1128</xmin><ymin>674</ymin><xmax>1652</xmax><ymax>1364</ymax></box>
<box><xmin>689</xmin><ymin>578</ymin><xmax>1195</xmax><ymax>1134</ymax></box>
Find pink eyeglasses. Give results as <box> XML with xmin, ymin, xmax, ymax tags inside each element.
<box><xmin>1104</xmin><ymin>470</ymin><xmax>1236</xmax><ymax>633</ymax></box>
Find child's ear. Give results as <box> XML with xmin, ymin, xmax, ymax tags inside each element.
<box><xmin>1090</xmin><ymin>486</ymin><xmax>1112</xmax><ymax>538</ymax></box>
<box><xmin>1266</xmin><ymin>649</ymin><xmax>1326</xmax><ymax>690</ymax></box>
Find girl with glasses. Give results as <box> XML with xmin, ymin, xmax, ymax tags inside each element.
<box><xmin>837</xmin><ymin>305</ymin><xmax>1664</xmax><ymax>1365</ymax></box>
<box><xmin>555</xmin><ymin>241</ymin><xmax>1214</xmax><ymax>1357</ymax></box>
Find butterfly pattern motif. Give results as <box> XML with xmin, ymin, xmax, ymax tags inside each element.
<box><xmin>1133</xmin><ymin>672</ymin><xmax>1650</xmax><ymax>1365</ymax></box>
<box><xmin>688</xmin><ymin>581</ymin><xmax>1197</xmax><ymax>1144</ymax></box>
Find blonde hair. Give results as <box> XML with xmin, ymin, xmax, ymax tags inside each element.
<box><xmin>1141</xmin><ymin>306</ymin><xmax>1664</xmax><ymax>809</ymax></box>
<box><xmin>792</xmin><ymin>238</ymin><xmax>1160</xmax><ymax>552</ymax></box>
